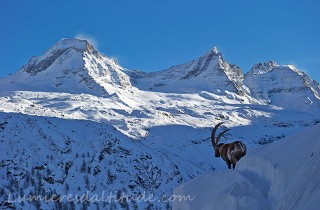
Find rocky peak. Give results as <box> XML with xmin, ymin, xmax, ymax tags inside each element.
<box><xmin>244</xmin><ymin>61</ymin><xmax>320</xmax><ymax>111</ymax></box>
<box><xmin>248</xmin><ymin>60</ymin><xmax>280</xmax><ymax>76</ymax></box>
<box><xmin>22</xmin><ymin>38</ymin><xmax>97</xmax><ymax>76</ymax></box>
<box><xmin>180</xmin><ymin>46</ymin><xmax>242</xmax><ymax>81</ymax></box>
<box><xmin>203</xmin><ymin>46</ymin><xmax>222</xmax><ymax>58</ymax></box>
<box><xmin>48</xmin><ymin>38</ymin><xmax>92</xmax><ymax>52</ymax></box>
<box><xmin>132</xmin><ymin>46</ymin><xmax>250</xmax><ymax>96</ymax></box>
<box><xmin>5</xmin><ymin>38</ymin><xmax>132</xmax><ymax>95</ymax></box>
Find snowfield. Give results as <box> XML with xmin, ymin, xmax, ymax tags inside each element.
<box><xmin>173</xmin><ymin>124</ymin><xmax>320</xmax><ymax>210</ymax></box>
<box><xmin>0</xmin><ymin>38</ymin><xmax>320</xmax><ymax>209</ymax></box>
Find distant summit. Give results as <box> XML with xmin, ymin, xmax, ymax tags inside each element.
<box><xmin>244</xmin><ymin>62</ymin><xmax>320</xmax><ymax>112</ymax></box>
<box><xmin>131</xmin><ymin>45</ymin><xmax>249</xmax><ymax>96</ymax></box>
<box><xmin>23</xmin><ymin>38</ymin><xmax>94</xmax><ymax>76</ymax></box>
<box><xmin>210</xmin><ymin>46</ymin><xmax>220</xmax><ymax>55</ymax></box>
<box><xmin>1</xmin><ymin>38</ymin><xmax>132</xmax><ymax>95</ymax></box>
<box><xmin>247</xmin><ymin>60</ymin><xmax>280</xmax><ymax>76</ymax></box>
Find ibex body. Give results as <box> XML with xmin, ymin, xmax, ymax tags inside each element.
<box><xmin>211</xmin><ymin>122</ymin><xmax>246</xmax><ymax>169</ymax></box>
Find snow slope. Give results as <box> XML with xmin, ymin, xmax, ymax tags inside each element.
<box><xmin>244</xmin><ymin>61</ymin><xmax>320</xmax><ymax>112</ymax></box>
<box><xmin>173</xmin><ymin>124</ymin><xmax>320</xmax><ymax>210</ymax></box>
<box><xmin>0</xmin><ymin>112</ymin><xmax>203</xmax><ymax>209</ymax></box>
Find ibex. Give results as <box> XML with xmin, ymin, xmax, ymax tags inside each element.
<box><xmin>211</xmin><ymin>122</ymin><xmax>246</xmax><ymax>170</ymax></box>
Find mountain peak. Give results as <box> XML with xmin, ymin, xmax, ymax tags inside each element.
<box><xmin>47</xmin><ymin>38</ymin><xmax>97</xmax><ymax>55</ymax></box>
<box><xmin>3</xmin><ymin>38</ymin><xmax>132</xmax><ymax>95</ymax></box>
<box><xmin>21</xmin><ymin>38</ymin><xmax>100</xmax><ymax>76</ymax></box>
<box><xmin>21</xmin><ymin>39</ymin><xmax>85</xmax><ymax>76</ymax></box>
<box><xmin>210</xmin><ymin>46</ymin><xmax>220</xmax><ymax>55</ymax></box>
<box><xmin>249</xmin><ymin>60</ymin><xmax>279</xmax><ymax>75</ymax></box>
<box><xmin>132</xmin><ymin>46</ymin><xmax>249</xmax><ymax>96</ymax></box>
<box><xmin>247</xmin><ymin>61</ymin><xmax>308</xmax><ymax>77</ymax></box>
<box><xmin>203</xmin><ymin>46</ymin><xmax>222</xmax><ymax>58</ymax></box>
<box><xmin>53</xmin><ymin>38</ymin><xmax>88</xmax><ymax>50</ymax></box>
<box><xmin>244</xmin><ymin>61</ymin><xmax>320</xmax><ymax>111</ymax></box>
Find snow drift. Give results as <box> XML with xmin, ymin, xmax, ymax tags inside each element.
<box><xmin>173</xmin><ymin>124</ymin><xmax>320</xmax><ymax>210</ymax></box>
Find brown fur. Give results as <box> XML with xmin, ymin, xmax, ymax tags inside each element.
<box><xmin>211</xmin><ymin>123</ymin><xmax>247</xmax><ymax>170</ymax></box>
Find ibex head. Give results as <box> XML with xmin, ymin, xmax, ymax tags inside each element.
<box><xmin>211</xmin><ymin>122</ymin><xmax>246</xmax><ymax>169</ymax></box>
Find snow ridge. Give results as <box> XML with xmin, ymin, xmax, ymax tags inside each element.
<box><xmin>244</xmin><ymin>61</ymin><xmax>320</xmax><ymax>112</ymax></box>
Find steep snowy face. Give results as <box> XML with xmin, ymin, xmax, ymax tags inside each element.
<box><xmin>22</xmin><ymin>38</ymin><xmax>91</xmax><ymax>75</ymax></box>
<box><xmin>244</xmin><ymin>61</ymin><xmax>320</xmax><ymax>112</ymax></box>
<box><xmin>132</xmin><ymin>47</ymin><xmax>250</xmax><ymax>96</ymax></box>
<box><xmin>173</xmin><ymin>124</ymin><xmax>320</xmax><ymax>210</ymax></box>
<box><xmin>1</xmin><ymin>38</ymin><xmax>132</xmax><ymax>95</ymax></box>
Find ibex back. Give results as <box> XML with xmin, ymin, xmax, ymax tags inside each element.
<box><xmin>211</xmin><ymin>122</ymin><xmax>246</xmax><ymax>169</ymax></box>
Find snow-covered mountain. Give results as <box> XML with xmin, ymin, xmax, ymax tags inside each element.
<box><xmin>244</xmin><ymin>61</ymin><xmax>320</xmax><ymax>112</ymax></box>
<box><xmin>173</xmin><ymin>124</ymin><xmax>320</xmax><ymax>210</ymax></box>
<box><xmin>1</xmin><ymin>38</ymin><xmax>320</xmax><ymax>209</ymax></box>
<box><xmin>131</xmin><ymin>47</ymin><xmax>250</xmax><ymax>96</ymax></box>
<box><xmin>0</xmin><ymin>38</ymin><xmax>132</xmax><ymax>96</ymax></box>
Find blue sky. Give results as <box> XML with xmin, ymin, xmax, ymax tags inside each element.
<box><xmin>1</xmin><ymin>0</ymin><xmax>319</xmax><ymax>81</ymax></box>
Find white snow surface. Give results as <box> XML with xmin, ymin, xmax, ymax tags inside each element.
<box><xmin>244</xmin><ymin>61</ymin><xmax>320</xmax><ymax>112</ymax></box>
<box><xmin>173</xmin><ymin>124</ymin><xmax>320</xmax><ymax>210</ymax></box>
<box><xmin>0</xmin><ymin>38</ymin><xmax>320</xmax><ymax>209</ymax></box>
